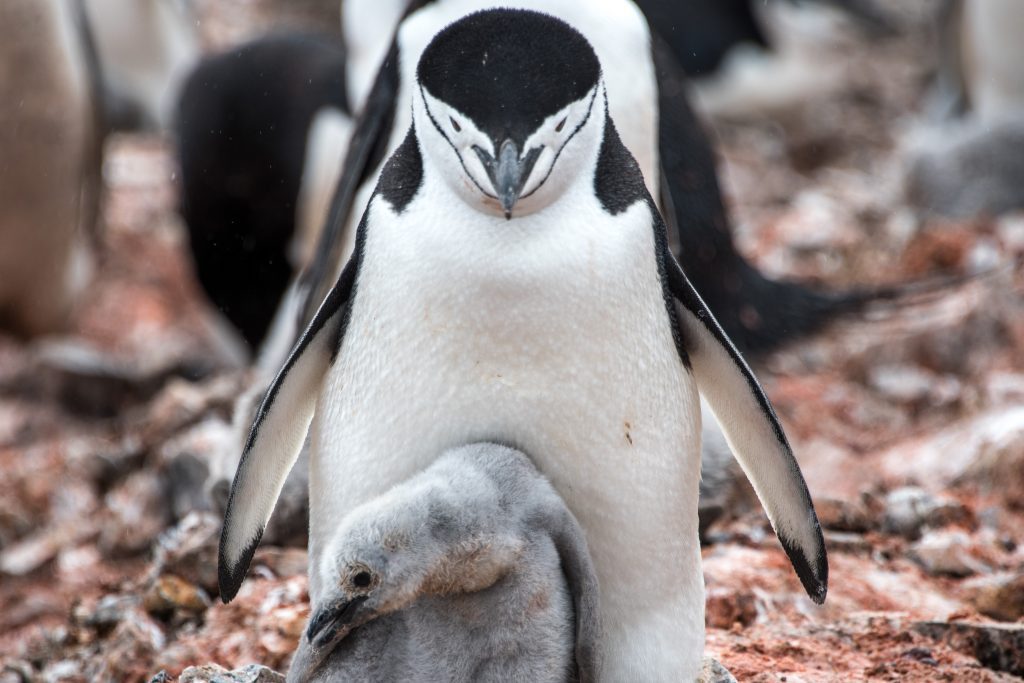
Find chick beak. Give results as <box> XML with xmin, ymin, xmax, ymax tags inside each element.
<box><xmin>306</xmin><ymin>595</ymin><xmax>369</xmax><ymax>649</ymax></box>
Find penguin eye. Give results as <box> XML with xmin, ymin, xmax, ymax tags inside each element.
<box><xmin>555</xmin><ymin>117</ymin><xmax>567</xmax><ymax>133</ymax></box>
<box><xmin>449</xmin><ymin>116</ymin><xmax>462</xmax><ymax>133</ymax></box>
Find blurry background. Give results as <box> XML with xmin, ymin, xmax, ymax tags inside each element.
<box><xmin>1</xmin><ymin>0</ymin><xmax>1023</xmax><ymax>681</ymax></box>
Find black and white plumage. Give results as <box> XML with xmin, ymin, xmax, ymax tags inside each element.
<box><xmin>287</xmin><ymin>442</ymin><xmax>600</xmax><ymax>682</ymax></box>
<box><xmin>219</xmin><ymin>10</ymin><xmax>826</xmax><ymax>679</ymax></box>
<box><xmin>176</xmin><ymin>33</ymin><xmax>350</xmax><ymax>349</ymax></box>
<box><xmin>296</xmin><ymin>0</ymin><xmax>886</xmax><ymax>359</ymax></box>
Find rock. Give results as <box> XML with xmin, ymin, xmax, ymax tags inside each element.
<box><xmin>956</xmin><ymin>435</ymin><xmax>1024</xmax><ymax>511</ymax></box>
<box><xmin>882</xmin><ymin>487</ymin><xmax>970</xmax><ymax>539</ymax></box>
<box><xmin>72</xmin><ymin>595</ymin><xmax>138</xmax><ymax>636</ymax></box>
<box><xmin>149</xmin><ymin>673</ymin><xmax>173</xmax><ymax>683</ymax></box>
<box><xmin>99</xmin><ymin>470</ymin><xmax>171</xmax><ymax>557</ymax></box>
<box><xmin>824</xmin><ymin>530</ymin><xmax>874</xmax><ymax>555</ymax></box>
<box><xmin>153</xmin><ymin>512</ymin><xmax>221</xmax><ymax>595</ymax></box>
<box><xmin>706</xmin><ymin>587</ymin><xmax>760</xmax><ymax>629</ymax></box>
<box><xmin>699</xmin><ymin>656</ymin><xmax>738</xmax><ymax>683</ymax></box>
<box><xmin>178</xmin><ymin>664</ymin><xmax>285</xmax><ymax>683</ymax></box>
<box><xmin>964</xmin><ymin>572</ymin><xmax>1024</xmax><ymax>622</ymax></box>
<box><xmin>141</xmin><ymin>375</ymin><xmax>244</xmax><ymax>448</ymax></box>
<box><xmin>251</xmin><ymin>547</ymin><xmax>307</xmax><ymax>580</ymax></box>
<box><xmin>914</xmin><ymin>621</ymin><xmax>1024</xmax><ymax>677</ymax></box>
<box><xmin>143</xmin><ymin>575</ymin><xmax>210</xmax><ymax>617</ymax></box>
<box><xmin>909</xmin><ymin>530</ymin><xmax>989</xmax><ymax>577</ymax></box>
<box><xmin>815</xmin><ymin>496</ymin><xmax>873</xmax><ymax>533</ymax></box>
<box><xmin>99</xmin><ymin>607</ymin><xmax>166</xmax><ymax>677</ymax></box>
<box><xmin>156</xmin><ymin>417</ymin><xmax>235</xmax><ymax>521</ymax></box>
<box><xmin>40</xmin><ymin>660</ymin><xmax>83</xmax><ymax>683</ymax></box>
<box><xmin>883</xmin><ymin>407</ymin><xmax>1024</xmax><ymax>491</ymax></box>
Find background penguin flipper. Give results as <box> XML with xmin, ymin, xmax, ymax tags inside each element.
<box><xmin>297</xmin><ymin>0</ymin><xmax>433</xmax><ymax>329</ymax></box>
<box><xmin>650</xmin><ymin>34</ymin><xmax>868</xmax><ymax>356</ymax></box>
<box><xmin>218</xmin><ymin>256</ymin><xmax>359</xmax><ymax>602</ymax></box>
<box><xmin>665</xmin><ymin>253</ymin><xmax>828</xmax><ymax>604</ymax></box>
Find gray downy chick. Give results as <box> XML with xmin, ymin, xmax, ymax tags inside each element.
<box><xmin>288</xmin><ymin>443</ymin><xmax>601</xmax><ymax>683</ymax></box>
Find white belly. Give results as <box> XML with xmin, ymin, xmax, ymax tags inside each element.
<box><xmin>310</xmin><ymin>190</ymin><xmax>705</xmax><ymax>679</ymax></box>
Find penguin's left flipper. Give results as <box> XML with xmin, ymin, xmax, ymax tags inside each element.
<box><xmin>665</xmin><ymin>250</ymin><xmax>828</xmax><ymax>604</ymax></box>
<box><xmin>218</xmin><ymin>251</ymin><xmax>361</xmax><ymax>603</ymax></box>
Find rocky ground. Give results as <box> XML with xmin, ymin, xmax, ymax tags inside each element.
<box><xmin>3</xmin><ymin>1</ymin><xmax>1024</xmax><ymax>682</ymax></box>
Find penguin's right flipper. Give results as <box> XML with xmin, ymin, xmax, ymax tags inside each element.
<box><xmin>665</xmin><ymin>251</ymin><xmax>828</xmax><ymax>604</ymax></box>
<box><xmin>218</xmin><ymin>253</ymin><xmax>361</xmax><ymax>602</ymax></box>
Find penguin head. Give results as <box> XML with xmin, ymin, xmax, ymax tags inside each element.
<box><xmin>414</xmin><ymin>9</ymin><xmax>603</xmax><ymax>219</ymax></box>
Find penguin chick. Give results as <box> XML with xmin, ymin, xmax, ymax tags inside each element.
<box><xmin>288</xmin><ymin>443</ymin><xmax>601</xmax><ymax>683</ymax></box>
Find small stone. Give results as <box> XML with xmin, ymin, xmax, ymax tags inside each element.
<box><xmin>73</xmin><ymin>595</ymin><xmax>138</xmax><ymax>635</ymax></box>
<box><xmin>99</xmin><ymin>470</ymin><xmax>172</xmax><ymax>557</ymax></box>
<box><xmin>815</xmin><ymin>497</ymin><xmax>873</xmax><ymax>533</ymax></box>
<box><xmin>914</xmin><ymin>620</ymin><xmax>1024</xmax><ymax>676</ymax></box>
<box><xmin>41</xmin><ymin>660</ymin><xmax>83</xmax><ymax>683</ymax></box>
<box><xmin>143</xmin><ymin>575</ymin><xmax>210</xmax><ymax>616</ymax></box>
<box><xmin>2</xmin><ymin>660</ymin><xmax>34</xmax><ymax>683</ymax></box>
<box><xmin>882</xmin><ymin>487</ymin><xmax>970</xmax><ymax>539</ymax></box>
<box><xmin>705</xmin><ymin>587</ymin><xmax>759</xmax><ymax>629</ymax></box>
<box><xmin>824</xmin><ymin>530</ymin><xmax>873</xmax><ymax>555</ymax></box>
<box><xmin>178</xmin><ymin>664</ymin><xmax>285</xmax><ymax>683</ymax></box>
<box><xmin>964</xmin><ymin>572</ymin><xmax>1024</xmax><ymax>622</ymax></box>
<box><xmin>910</xmin><ymin>530</ymin><xmax>988</xmax><ymax>577</ymax></box>
<box><xmin>148</xmin><ymin>673</ymin><xmax>173</xmax><ymax>683</ymax></box>
<box><xmin>699</xmin><ymin>656</ymin><xmax>738</xmax><ymax>683</ymax></box>
<box><xmin>868</xmin><ymin>364</ymin><xmax>935</xmax><ymax>404</ymax></box>
<box><xmin>252</xmin><ymin>547</ymin><xmax>308</xmax><ymax>580</ymax></box>
<box><xmin>154</xmin><ymin>512</ymin><xmax>221</xmax><ymax>595</ymax></box>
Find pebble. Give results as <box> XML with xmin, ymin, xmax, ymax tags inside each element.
<box><xmin>706</xmin><ymin>587</ymin><xmax>760</xmax><ymax>629</ymax></box>
<box><xmin>909</xmin><ymin>530</ymin><xmax>989</xmax><ymax>577</ymax></box>
<box><xmin>177</xmin><ymin>664</ymin><xmax>285</xmax><ymax>683</ymax></box>
<box><xmin>143</xmin><ymin>575</ymin><xmax>210</xmax><ymax>616</ymax></box>
<box><xmin>815</xmin><ymin>497</ymin><xmax>873</xmax><ymax>533</ymax></box>
<box><xmin>882</xmin><ymin>487</ymin><xmax>969</xmax><ymax>540</ymax></box>
<box><xmin>915</xmin><ymin>620</ymin><xmax>1024</xmax><ymax>677</ymax></box>
<box><xmin>100</xmin><ymin>470</ymin><xmax>172</xmax><ymax>557</ymax></box>
<box><xmin>153</xmin><ymin>512</ymin><xmax>222</xmax><ymax>595</ymax></box>
<box><xmin>699</xmin><ymin>656</ymin><xmax>738</xmax><ymax>683</ymax></box>
<box><xmin>964</xmin><ymin>572</ymin><xmax>1024</xmax><ymax>622</ymax></box>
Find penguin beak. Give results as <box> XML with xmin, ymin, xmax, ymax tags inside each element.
<box><xmin>474</xmin><ymin>140</ymin><xmax>542</xmax><ymax>219</ymax></box>
<box><xmin>306</xmin><ymin>595</ymin><xmax>369</xmax><ymax>649</ymax></box>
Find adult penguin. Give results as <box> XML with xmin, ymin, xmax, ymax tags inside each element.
<box><xmin>220</xmin><ymin>10</ymin><xmax>827</xmax><ymax>680</ymax></box>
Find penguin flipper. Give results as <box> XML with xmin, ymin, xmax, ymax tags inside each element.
<box><xmin>665</xmin><ymin>254</ymin><xmax>828</xmax><ymax>604</ymax></box>
<box><xmin>218</xmin><ymin>256</ymin><xmax>359</xmax><ymax>602</ymax></box>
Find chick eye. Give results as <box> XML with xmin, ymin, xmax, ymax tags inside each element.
<box><xmin>555</xmin><ymin>117</ymin><xmax>567</xmax><ymax>133</ymax></box>
<box><xmin>450</xmin><ymin>116</ymin><xmax>462</xmax><ymax>132</ymax></box>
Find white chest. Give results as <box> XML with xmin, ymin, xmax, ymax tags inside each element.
<box><xmin>310</xmin><ymin>186</ymin><xmax>701</xmax><ymax>600</ymax></box>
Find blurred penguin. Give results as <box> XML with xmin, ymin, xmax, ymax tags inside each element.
<box><xmin>81</xmin><ymin>0</ymin><xmax>200</xmax><ymax>132</ymax></box>
<box><xmin>0</xmin><ymin>0</ymin><xmax>99</xmax><ymax>337</ymax></box>
<box><xmin>906</xmin><ymin>0</ymin><xmax>1024</xmax><ymax>218</ymax></box>
<box><xmin>176</xmin><ymin>33</ymin><xmax>350</xmax><ymax>351</ymax></box>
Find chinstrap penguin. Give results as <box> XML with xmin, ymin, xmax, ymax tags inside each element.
<box><xmin>220</xmin><ymin>10</ymin><xmax>827</xmax><ymax>680</ymax></box>
<box><xmin>176</xmin><ymin>32</ymin><xmax>351</xmax><ymax>350</ymax></box>
<box><xmin>0</xmin><ymin>0</ymin><xmax>99</xmax><ymax>338</ymax></box>
<box><xmin>288</xmin><ymin>442</ymin><xmax>600</xmax><ymax>682</ymax></box>
<box><xmin>81</xmin><ymin>0</ymin><xmax>199</xmax><ymax>132</ymax></box>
